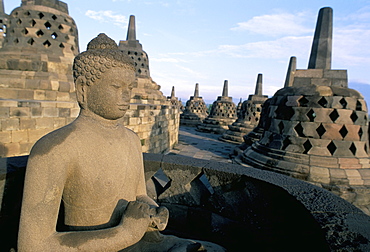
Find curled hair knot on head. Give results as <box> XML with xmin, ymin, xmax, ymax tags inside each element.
<box><xmin>73</xmin><ymin>33</ymin><xmax>135</xmax><ymax>84</ymax></box>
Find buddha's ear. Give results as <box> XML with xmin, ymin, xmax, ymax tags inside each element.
<box><xmin>76</xmin><ymin>76</ymin><xmax>87</xmax><ymax>108</ymax></box>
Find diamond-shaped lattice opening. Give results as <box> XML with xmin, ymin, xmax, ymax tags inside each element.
<box><xmin>71</xmin><ymin>45</ymin><xmax>75</xmax><ymax>51</ymax></box>
<box><xmin>350</xmin><ymin>111</ymin><xmax>358</xmax><ymax>123</ymax></box>
<box><xmin>188</xmin><ymin>172</ymin><xmax>215</xmax><ymax>205</ymax></box>
<box><xmin>21</xmin><ymin>28</ymin><xmax>28</xmax><ymax>35</ymax></box>
<box><xmin>151</xmin><ymin>168</ymin><xmax>171</xmax><ymax>197</ymax></box>
<box><xmin>307</xmin><ymin>109</ymin><xmax>316</xmax><ymax>122</ymax></box>
<box><xmin>327</xmin><ymin>141</ymin><xmax>337</xmax><ymax>156</ymax></box>
<box><xmin>358</xmin><ymin>127</ymin><xmax>363</xmax><ymax>139</ymax></box>
<box><xmin>44</xmin><ymin>21</ymin><xmax>51</xmax><ymax>30</ymax></box>
<box><xmin>16</xmin><ymin>19</ymin><xmax>22</xmax><ymax>25</ymax></box>
<box><xmin>52</xmin><ymin>15</ymin><xmax>57</xmax><ymax>20</ymax></box>
<box><xmin>298</xmin><ymin>96</ymin><xmax>309</xmax><ymax>107</ymax></box>
<box><xmin>59</xmin><ymin>43</ymin><xmax>65</xmax><ymax>48</ymax></box>
<box><xmin>70</xmin><ymin>28</ymin><xmax>74</xmax><ymax>33</ymax></box>
<box><xmin>278</xmin><ymin>121</ymin><xmax>284</xmax><ymax>134</ymax></box>
<box><xmin>318</xmin><ymin>97</ymin><xmax>328</xmax><ymax>108</ymax></box>
<box><xmin>356</xmin><ymin>100</ymin><xmax>362</xmax><ymax>111</ymax></box>
<box><xmin>294</xmin><ymin>122</ymin><xmax>305</xmax><ymax>137</ymax></box>
<box><xmin>339</xmin><ymin>125</ymin><xmax>348</xmax><ymax>139</ymax></box>
<box><xmin>275</xmin><ymin>103</ymin><xmax>294</xmax><ymax>120</ymax></box>
<box><xmin>27</xmin><ymin>38</ymin><xmax>35</xmax><ymax>45</ymax></box>
<box><xmin>36</xmin><ymin>29</ymin><xmax>44</xmax><ymax>37</ymax></box>
<box><xmin>329</xmin><ymin>109</ymin><xmax>339</xmax><ymax>122</ymax></box>
<box><xmin>339</xmin><ymin>98</ymin><xmax>347</xmax><ymax>109</ymax></box>
<box><xmin>316</xmin><ymin>124</ymin><xmax>326</xmax><ymax>138</ymax></box>
<box><xmin>14</xmin><ymin>38</ymin><xmax>19</xmax><ymax>44</ymax></box>
<box><xmin>282</xmin><ymin>137</ymin><xmax>291</xmax><ymax>150</ymax></box>
<box><xmin>25</xmin><ymin>11</ymin><xmax>31</xmax><ymax>16</ymax></box>
<box><xmin>349</xmin><ymin>143</ymin><xmax>357</xmax><ymax>155</ymax></box>
<box><xmin>51</xmin><ymin>32</ymin><xmax>58</xmax><ymax>39</ymax></box>
<box><xmin>43</xmin><ymin>40</ymin><xmax>51</xmax><ymax>48</ymax></box>
<box><xmin>30</xmin><ymin>19</ymin><xmax>36</xmax><ymax>27</ymax></box>
<box><xmin>303</xmin><ymin>140</ymin><xmax>312</xmax><ymax>154</ymax></box>
<box><xmin>65</xmin><ymin>35</ymin><xmax>70</xmax><ymax>40</ymax></box>
<box><xmin>58</xmin><ymin>24</ymin><xmax>64</xmax><ymax>30</ymax></box>
<box><xmin>38</xmin><ymin>12</ymin><xmax>44</xmax><ymax>19</ymax></box>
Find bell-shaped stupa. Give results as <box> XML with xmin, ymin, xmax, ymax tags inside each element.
<box><xmin>220</xmin><ymin>74</ymin><xmax>268</xmax><ymax>143</ymax></box>
<box><xmin>197</xmin><ymin>80</ymin><xmax>237</xmax><ymax>134</ymax></box>
<box><xmin>180</xmin><ymin>83</ymin><xmax>208</xmax><ymax>126</ymax></box>
<box><xmin>238</xmin><ymin>7</ymin><xmax>370</xmax><ymax>214</ymax></box>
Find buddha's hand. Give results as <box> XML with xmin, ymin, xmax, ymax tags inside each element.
<box><xmin>149</xmin><ymin>206</ymin><xmax>169</xmax><ymax>231</ymax></box>
<box><xmin>121</xmin><ymin>201</ymin><xmax>151</xmax><ymax>234</ymax></box>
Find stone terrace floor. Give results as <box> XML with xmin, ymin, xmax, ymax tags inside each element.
<box><xmin>167</xmin><ymin>126</ymin><xmax>238</xmax><ymax>164</ymax></box>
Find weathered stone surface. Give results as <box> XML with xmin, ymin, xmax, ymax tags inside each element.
<box><xmin>17</xmin><ymin>34</ymin><xmax>223</xmax><ymax>252</ymax></box>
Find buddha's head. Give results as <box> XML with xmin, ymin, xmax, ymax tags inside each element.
<box><xmin>73</xmin><ymin>33</ymin><xmax>136</xmax><ymax>120</ymax></box>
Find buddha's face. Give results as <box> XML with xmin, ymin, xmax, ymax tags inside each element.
<box><xmin>86</xmin><ymin>67</ymin><xmax>135</xmax><ymax>120</ymax></box>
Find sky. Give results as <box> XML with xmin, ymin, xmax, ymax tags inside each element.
<box><xmin>4</xmin><ymin>0</ymin><xmax>370</xmax><ymax>105</ymax></box>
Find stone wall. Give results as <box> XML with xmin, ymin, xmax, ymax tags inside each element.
<box><xmin>1</xmin><ymin>154</ymin><xmax>370</xmax><ymax>251</ymax></box>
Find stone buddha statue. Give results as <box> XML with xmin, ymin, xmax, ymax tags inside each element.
<box><xmin>18</xmin><ymin>34</ymin><xmax>224</xmax><ymax>251</ymax></box>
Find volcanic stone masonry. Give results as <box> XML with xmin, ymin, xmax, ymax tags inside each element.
<box><xmin>220</xmin><ymin>73</ymin><xmax>268</xmax><ymax>144</ymax></box>
<box><xmin>180</xmin><ymin>83</ymin><xmax>208</xmax><ymax>126</ymax></box>
<box><xmin>197</xmin><ymin>80</ymin><xmax>237</xmax><ymax>134</ymax></box>
<box><xmin>0</xmin><ymin>2</ymin><xmax>179</xmax><ymax>156</ymax></box>
<box><xmin>118</xmin><ymin>15</ymin><xmax>179</xmax><ymax>153</ymax></box>
<box><xmin>237</xmin><ymin>7</ymin><xmax>370</xmax><ymax>215</ymax></box>
<box><xmin>0</xmin><ymin>0</ymin><xmax>79</xmax><ymax>157</ymax></box>
<box><xmin>167</xmin><ymin>86</ymin><xmax>184</xmax><ymax>112</ymax></box>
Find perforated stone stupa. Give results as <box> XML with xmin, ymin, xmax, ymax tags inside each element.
<box><xmin>118</xmin><ymin>15</ymin><xmax>179</xmax><ymax>153</ymax></box>
<box><xmin>180</xmin><ymin>83</ymin><xmax>208</xmax><ymax>126</ymax></box>
<box><xmin>220</xmin><ymin>74</ymin><xmax>268</xmax><ymax>144</ymax></box>
<box><xmin>197</xmin><ymin>80</ymin><xmax>237</xmax><ymax>134</ymax></box>
<box><xmin>167</xmin><ymin>86</ymin><xmax>183</xmax><ymax>112</ymax></box>
<box><xmin>0</xmin><ymin>0</ymin><xmax>79</xmax><ymax>157</ymax></box>
<box><xmin>238</xmin><ymin>7</ymin><xmax>370</xmax><ymax>214</ymax></box>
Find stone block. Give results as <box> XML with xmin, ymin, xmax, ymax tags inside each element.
<box><xmin>59</xmin><ymin>82</ymin><xmax>71</xmax><ymax>92</ymax></box>
<box><xmin>311</xmin><ymin>78</ymin><xmax>332</xmax><ymax>87</ymax></box>
<box><xmin>54</xmin><ymin>118</ymin><xmax>66</xmax><ymax>128</ymax></box>
<box><xmin>295</xmin><ymin>69</ymin><xmax>324</xmax><ymax>78</ymax></box>
<box><xmin>292</xmin><ymin>77</ymin><xmax>312</xmax><ymax>87</ymax></box>
<box><xmin>57</xmin><ymin>92</ymin><xmax>70</xmax><ymax>101</ymax></box>
<box><xmin>20</xmin><ymin>142</ymin><xmax>34</xmax><ymax>155</ymax></box>
<box><xmin>18</xmin><ymin>90</ymin><xmax>34</xmax><ymax>99</ymax></box>
<box><xmin>34</xmin><ymin>90</ymin><xmax>46</xmax><ymax>100</ymax></box>
<box><xmin>51</xmin><ymin>81</ymin><xmax>59</xmax><ymax>91</ymax></box>
<box><xmin>57</xmin><ymin>102</ymin><xmax>76</xmax><ymax>108</ymax></box>
<box><xmin>11</xmin><ymin>130</ymin><xmax>28</xmax><ymax>143</ymax></box>
<box><xmin>315</xmin><ymin>86</ymin><xmax>333</xmax><ymax>96</ymax></box>
<box><xmin>0</xmin><ymin>100</ymin><xmax>17</xmax><ymax>107</ymax></box>
<box><xmin>39</xmin><ymin>80</ymin><xmax>51</xmax><ymax>90</ymax></box>
<box><xmin>10</xmin><ymin>107</ymin><xmax>30</xmax><ymax>117</ymax></box>
<box><xmin>20</xmin><ymin>118</ymin><xmax>36</xmax><ymax>130</ymax></box>
<box><xmin>323</xmin><ymin>70</ymin><xmax>347</xmax><ymax>79</ymax></box>
<box><xmin>329</xmin><ymin>169</ymin><xmax>347</xmax><ymax>179</ymax></box>
<box><xmin>332</xmin><ymin>79</ymin><xmax>347</xmax><ymax>88</ymax></box>
<box><xmin>0</xmin><ymin>108</ymin><xmax>10</xmax><ymax>118</ymax></box>
<box><xmin>4</xmin><ymin>142</ymin><xmax>21</xmax><ymax>157</ymax></box>
<box><xmin>45</xmin><ymin>91</ymin><xmax>57</xmax><ymax>100</ymax></box>
<box><xmin>2</xmin><ymin>119</ymin><xmax>19</xmax><ymax>131</ymax></box>
<box><xmin>0</xmin><ymin>88</ymin><xmax>18</xmax><ymax>99</ymax></box>
<box><xmin>334</xmin><ymin>109</ymin><xmax>352</xmax><ymax>124</ymax></box>
<box><xmin>28</xmin><ymin>128</ymin><xmax>51</xmax><ymax>142</ymax></box>
<box><xmin>309</xmin><ymin>166</ymin><xmax>330</xmax><ymax>184</ymax></box>
<box><xmin>58</xmin><ymin>108</ymin><xmax>70</xmax><ymax>117</ymax></box>
<box><xmin>40</xmin><ymin>101</ymin><xmax>56</xmax><ymax>108</ymax></box>
<box><xmin>43</xmin><ymin>107</ymin><xmax>59</xmax><ymax>117</ymax></box>
<box><xmin>321</xmin><ymin>123</ymin><xmax>343</xmax><ymax>140</ymax></box>
<box><xmin>25</xmin><ymin>79</ymin><xmax>41</xmax><ymax>89</ymax></box>
<box><xmin>0</xmin><ymin>131</ymin><xmax>11</xmax><ymax>143</ymax></box>
<box><xmin>70</xmin><ymin>108</ymin><xmax>80</xmax><ymax>118</ymax></box>
<box><xmin>309</xmin><ymin>155</ymin><xmax>338</xmax><ymax>168</ymax></box>
<box><xmin>31</xmin><ymin>107</ymin><xmax>42</xmax><ymax>117</ymax></box>
<box><xmin>36</xmin><ymin>118</ymin><xmax>54</xmax><ymax>129</ymax></box>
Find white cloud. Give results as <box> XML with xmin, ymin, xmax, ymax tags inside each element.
<box><xmin>85</xmin><ymin>10</ymin><xmax>128</xmax><ymax>28</ymax></box>
<box><xmin>231</xmin><ymin>12</ymin><xmax>312</xmax><ymax>37</ymax></box>
<box><xmin>218</xmin><ymin>35</ymin><xmax>312</xmax><ymax>60</ymax></box>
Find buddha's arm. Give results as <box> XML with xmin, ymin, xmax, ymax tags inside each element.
<box><xmin>18</xmin><ymin>142</ymin><xmax>151</xmax><ymax>252</ymax></box>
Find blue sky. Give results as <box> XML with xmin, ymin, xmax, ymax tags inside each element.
<box><xmin>5</xmin><ymin>0</ymin><xmax>370</xmax><ymax>105</ymax></box>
